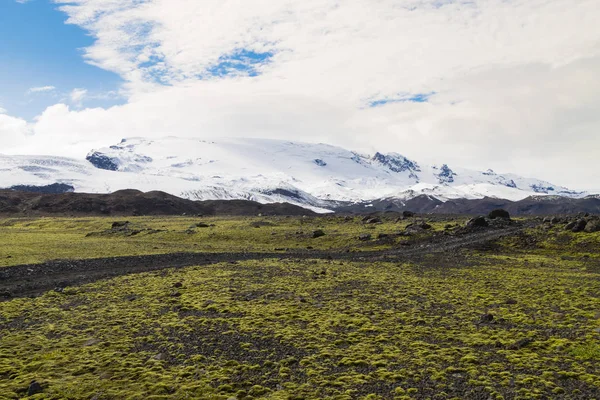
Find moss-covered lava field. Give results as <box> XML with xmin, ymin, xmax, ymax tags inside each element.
<box><xmin>0</xmin><ymin>214</ymin><xmax>599</xmax><ymax>399</ymax></box>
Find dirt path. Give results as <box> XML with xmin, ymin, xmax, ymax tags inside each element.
<box><xmin>0</xmin><ymin>224</ymin><xmax>524</xmax><ymax>300</ymax></box>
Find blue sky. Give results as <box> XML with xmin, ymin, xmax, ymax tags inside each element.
<box><xmin>0</xmin><ymin>0</ymin><xmax>123</xmax><ymax>119</ymax></box>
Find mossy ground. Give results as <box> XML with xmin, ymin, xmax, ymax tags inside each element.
<box><xmin>0</xmin><ymin>217</ymin><xmax>599</xmax><ymax>399</ymax></box>
<box><xmin>0</xmin><ymin>216</ymin><xmax>453</xmax><ymax>267</ymax></box>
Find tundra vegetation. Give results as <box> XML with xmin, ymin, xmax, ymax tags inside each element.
<box><xmin>0</xmin><ymin>215</ymin><xmax>599</xmax><ymax>399</ymax></box>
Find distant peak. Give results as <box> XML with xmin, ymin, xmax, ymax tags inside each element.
<box><xmin>435</xmin><ymin>164</ymin><xmax>456</xmax><ymax>184</ymax></box>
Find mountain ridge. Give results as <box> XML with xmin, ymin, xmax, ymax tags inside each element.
<box><xmin>0</xmin><ymin>136</ymin><xmax>593</xmax><ymax>212</ymax></box>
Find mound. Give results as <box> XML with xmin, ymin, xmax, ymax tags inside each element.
<box><xmin>0</xmin><ymin>190</ymin><xmax>316</xmax><ymax>217</ymax></box>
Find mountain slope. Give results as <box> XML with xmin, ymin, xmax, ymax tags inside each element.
<box><xmin>0</xmin><ymin>136</ymin><xmax>590</xmax><ymax>211</ymax></box>
<box><xmin>0</xmin><ymin>189</ymin><xmax>316</xmax><ymax>217</ymax></box>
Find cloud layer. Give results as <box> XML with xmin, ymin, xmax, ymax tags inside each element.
<box><xmin>3</xmin><ymin>0</ymin><xmax>600</xmax><ymax>191</ymax></box>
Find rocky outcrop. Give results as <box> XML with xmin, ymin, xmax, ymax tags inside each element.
<box><xmin>9</xmin><ymin>183</ymin><xmax>74</xmax><ymax>194</ymax></box>
<box><xmin>86</xmin><ymin>151</ymin><xmax>120</xmax><ymax>171</ymax></box>
<box><xmin>435</xmin><ymin>164</ymin><xmax>456</xmax><ymax>184</ymax></box>
<box><xmin>372</xmin><ymin>152</ymin><xmax>421</xmax><ymax>179</ymax></box>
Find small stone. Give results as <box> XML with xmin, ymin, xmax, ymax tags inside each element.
<box><xmin>359</xmin><ymin>233</ymin><xmax>372</xmax><ymax>241</ymax></box>
<box><xmin>479</xmin><ymin>313</ymin><xmax>494</xmax><ymax>323</ymax></box>
<box><xmin>173</xmin><ymin>282</ymin><xmax>183</xmax><ymax>288</ymax></box>
<box><xmin>418</xmin><ymin>222</ymin><xmax>432</xmax><ymax>230</ymax></box>
<box><xmin>84</xmin><ymin>338</ymin><xmax>101</xmax><ymax>346</ymax></box>
<box><xmin>312</xmin><ymin>230</ymin><xmax>325</xmax><ymax>238</ymax></box>
<box><xmin>509</xmin><ymin>338</ymin><xmax>533</xmax><ymax>350</ymax></box>
<box><xmin>27</xmin><ymin>381</ymin><xmax>43</xmax><ymax>396</ymax></box>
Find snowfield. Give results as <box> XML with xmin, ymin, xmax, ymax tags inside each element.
<box><xmin>0</xmin><ymin>137</ymin><xmax>589</xmax><ymax>212</ymax></box>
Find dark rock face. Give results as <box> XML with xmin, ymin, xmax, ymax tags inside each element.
<box><xmin>436</xmin><ymin>164</ymin><xmax>456</xmax><ymax>184</ymax></box>
<box><xmin>9</xmin><ymin>183</ymin><xmax>74</xmax><ymax>194</ymax></box>
<box><xmin>261</xmin><ymin>188</ymin><xmax>303</xmax><ymax>200</ymax></box>
<box><xmin>359</xmin><ymin>233</ymin><xmax>372</xmax><ymax>241</ymax></box>
<box><xmin>86</xmin><ymin>152</ymin><xmax>120</xmax><ymax>171</ymax></box>
<box><xmin>530</xmin><ymin>184</ymin><xmax>555</xmax><ymax>194</ymax></box>
<box><xmin>488</xmin><ymin>209</ymin><xmax>510</xmax><ymax>220</ymax></box>
<box><xmin>372</xmin><ymin>152</ymin><xmax>421</xmax><ymax>179</ymax></box>
<box><xmin>314</xmin><ymin>159</ymin><xmax>327</xmax><ymax>167</ymax></box>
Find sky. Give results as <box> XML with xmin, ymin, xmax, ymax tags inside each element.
<box><xmin>0</xmin><ymin>0</ymin><xmax>599</xmax><ymax>191</ymax></box>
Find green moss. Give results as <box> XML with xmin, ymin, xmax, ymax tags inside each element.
<box><xmin>0</xmin><ymin>216</ymin><xmax>599</xmax><ymax>398</ymax></box>
<box><xmin>0</xmin><ymin>215</ymin><xmax>436</xmax><ymax>267</ymax></box>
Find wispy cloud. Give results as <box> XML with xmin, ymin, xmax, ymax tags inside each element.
<box><xmin>27</xmin><ymin>86</ymin><xmax>56</xmax><ymax>94</ymax></box>
<box><xmin>69</xmin><ymin>88</ymin><xmax>88</xmax><ymax>107</ymax></box>
<box><xmin>0</xmin><ymin>107</ymin><xmax>7</xmax><ymax>114</ymax></box>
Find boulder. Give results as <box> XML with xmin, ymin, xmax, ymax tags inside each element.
<box><xmin>571</xmin><ymin>219</ymin><xmax>588</xmax><ymax>233</ymax></box>
<box><xmin>466</xmin><ymin>216</ymin><xmax>489</xmax><ymax>228</ymax></box>
<box><xmin>418</xmin><ymin>222</ymin><xmax>432</xmax><ymax>230</ymax></box>
<box><xmin>488</xmin><ymin>209</ymin><xmax>510</xmax><ymax>220</ymax></box>
<box><xmin>565</xmin><ymin>220</ymin><xmax>577</xmax><ymax>231</ymax></box>
<box><xmin>358</xmin><ymin>233</ymin><xmax>372</xmax><ymax>241</ymax></box>
<box><xmin>584</xmin><ymin>220</ymin><xmax>600</xmax><ymax>233</ymax></box>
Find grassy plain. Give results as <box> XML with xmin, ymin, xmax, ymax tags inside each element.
<box><xmin>0</xmin><ymin>215</ymin><xmax>446</xmax><ymax>267</ymax></box>
<box><xmin>0</xmin><ymin>216</ymin><xmax>599</xmax><ymax>399</ymax></box>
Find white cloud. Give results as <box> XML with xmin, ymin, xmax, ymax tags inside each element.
<box><xmin>0</xmin><ymin>107</ymin><xmax>7</xmax><ymax>114</ymax></box>
<box><xmin>27</xmin><ymin>86</ymin><xmax>56</xmax><ymax>94</ymax></box>
<box><xmin>0</xmin><ymin>113</ymin><xmax>32</xmax><ymax>150</ymax></box>
<box><xmin>69</xmin><ymin>88</ymin><xmax>88</xmax><ymax>107</ymax></box>
<box><xmin>3</xmin><ymin>0</ymin><xmax>600</xmax><ymax>191</ymax></box>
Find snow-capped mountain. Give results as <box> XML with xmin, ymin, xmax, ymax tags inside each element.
<box><xmin>0</xmin><ymin>137</ymin><xmax>589</xmax><ymax>212</ymax></box>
